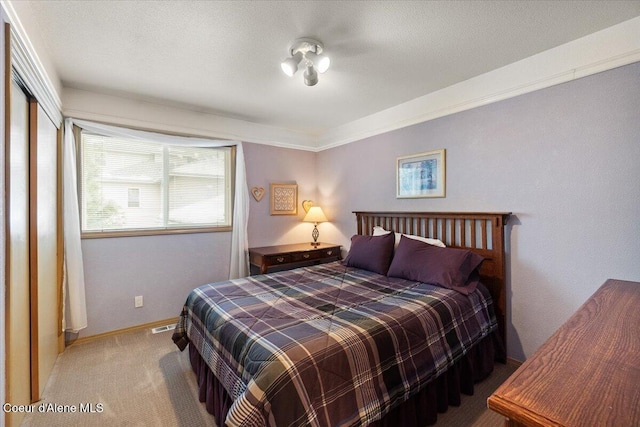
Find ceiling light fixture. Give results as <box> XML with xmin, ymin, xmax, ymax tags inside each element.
<box><xmin>281</xmin><ymin>38</ymin><xmax>330</xmax><ymax>86</ymax></box>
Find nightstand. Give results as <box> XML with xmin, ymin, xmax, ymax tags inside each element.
<box><xmin>249</xmin><ymin>242</ymin><xmax>341</xmax><ymax>275</ymax></box>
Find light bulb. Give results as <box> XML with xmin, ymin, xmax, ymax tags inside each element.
<box><xmin>306</xmin><ymin>51</ymin><xmax>330</xmax><ymax>73</ymax></box>
<box><xmin>280</xmin><ymin>52</ymin><xmax>303</xmax><ymax>77</ymax></box>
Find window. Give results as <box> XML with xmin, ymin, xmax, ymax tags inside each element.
<box><xmin>80</xmin><ymin>132</ymin><xmax>233</xmax><ymax>236</ymax></box>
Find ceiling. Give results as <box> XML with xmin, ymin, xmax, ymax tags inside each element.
<box><xmin>16</xmin><ymin>1</ymin><xmax>640</xmax><ymax>142</ymax></box>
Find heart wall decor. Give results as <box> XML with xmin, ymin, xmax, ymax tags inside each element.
<box><xmin>302</xmin><ymin>200</ymin><xmax>314</xmax><ymax>213</ymax></box>
<box><xmin>251</xmin><ymin>186</ymin><xmax>265</xmax><ymax>202</ymax></box>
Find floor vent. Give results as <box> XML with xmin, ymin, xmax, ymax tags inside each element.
<box><xmin>151</xmin><ymin>324</ymin><xmax>176</xmax><ymax>334</ymax></box>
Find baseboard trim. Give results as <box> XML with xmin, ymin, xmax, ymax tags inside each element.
<box><xmin>67</xmin><ymin>317</ymin><xmax>179</xmax><ymax>346</ymax></box>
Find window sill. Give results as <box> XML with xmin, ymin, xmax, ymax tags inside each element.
<box><xmin>81</xmin><ymin>226</ymin><xmax>232</xmax><ymax>239</ymax></box>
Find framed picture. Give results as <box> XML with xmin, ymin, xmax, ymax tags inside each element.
<box><xmin>270</xmin><ymin>183</ymin><xmax>298</xmax><ymax>215</ymax></box>
<box><xmin>396</xmin><ymin>149</ymin><xmax>446</xmax><ymax>198</ymax></box>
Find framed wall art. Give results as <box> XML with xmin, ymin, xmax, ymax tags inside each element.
<box><xmin>396</xmin><ymin>149</ymin><xmax>446</xmax><ymax>198</ymax></box>
<box><xmin>270</xmin><ymin>183</ymin><xmax>298</xmax><ymax>215</ymax></box>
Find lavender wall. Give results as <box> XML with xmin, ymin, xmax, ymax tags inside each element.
<box><xmin>79</xmin><ymin>232</ymin><xmax>231</xmax><ymax>337</ymax></box>
<box><xmin>244</xmin><ymin>142</ymin><xmax>318</xmax><ymax>247</ymax></box>
<box><xmin>317</xmin><ymin>62</ymin><xmax>640</xmax><ymax>361</ymax></box>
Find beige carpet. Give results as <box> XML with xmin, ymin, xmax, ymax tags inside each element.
<box><xmin>21</xmin><ymin>328</ymin><xmax>215</xmax><ymax>427</ymax></box>
<box><xmin>22</xmin><ymin>327</ymin><xmax>516</xmax><ymax>426</ymax></box>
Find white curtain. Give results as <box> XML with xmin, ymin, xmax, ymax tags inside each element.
<box><xmin>63</xmin><ymin>120</ymin><xmax>87</xmax><ymax>332</ymax></box>
<box><xmin>229</xmin><ymin>142</ymin><xmax>250</xmax><ymax>279</ymax></box>
<box><xmin>62</xmin><ymin>118</ymin><xmax>250</xmax><ymax>331</ymax></box>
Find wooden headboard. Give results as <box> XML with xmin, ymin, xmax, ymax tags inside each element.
<box><xmin>354</xmin><ymin>211</ymin><xmax>511</xmax><ymax>347</ymax></box>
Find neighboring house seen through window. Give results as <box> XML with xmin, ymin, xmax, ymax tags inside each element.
<box><xmin>127</xmin><ymin>188</ymin><xmax>140</xmax><ymax>208</ymax></box>
<box><xmin>80</xmin><ymin>132</ymin><xmax>233</xmax><ymax>236</ymax></box>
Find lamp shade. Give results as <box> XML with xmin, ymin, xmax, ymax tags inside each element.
<box><xmin>303</xmin><ymin>206</ymin><xmax>328</xmax><ymax>223</ymax></box>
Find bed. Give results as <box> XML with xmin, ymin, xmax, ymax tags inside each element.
<box><xmin>173</xmin><ymin>211</ymin><xmax>510</xmax><ymax>426</ymax></box>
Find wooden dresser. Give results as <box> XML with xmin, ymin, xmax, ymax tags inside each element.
<box><xmin>249</xmin><ymin>242</ymin><xmax>341</xmax><ymax>275</ymax></box>
<box><xmin>488</xmin><ymin>279</ymin><xmax>640</xmax><ymax>426</ymax></box>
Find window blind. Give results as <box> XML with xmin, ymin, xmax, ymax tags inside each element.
<box><xmin>80</xmin><ymin>132</ymin><xmax>232</xmax><ymax>233</ymax></box>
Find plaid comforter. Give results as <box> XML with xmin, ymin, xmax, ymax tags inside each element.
<box><xmin>173</xmin><ymin>261</ymin><xmax>497</xmax><ymax>427</ymax></box>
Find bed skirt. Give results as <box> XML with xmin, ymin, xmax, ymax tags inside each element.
<box><xmin>188</xmin><ymin>330</ymin><xmax>503</xmax><ymax>427</ymax></box>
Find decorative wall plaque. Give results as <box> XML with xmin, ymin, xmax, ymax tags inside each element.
<box><xmin>270</xmin><ymin>183</ymin><xmax>298</xmax><ymax>215</ymax></box>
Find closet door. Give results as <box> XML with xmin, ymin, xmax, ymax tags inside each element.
<box><xmin>6</xmin><ymin>87</ymin><xmax>60</xmax><ymax>427</ymax></box>
<box><xmin>6</xmin><ymin>80</ymin><xmax>30</xmax><ymax>427</ymax></box>
<box><xmin>35</xmin><ymin>103</ymin><xmax>60</xmax><ymax>397</ymax></box>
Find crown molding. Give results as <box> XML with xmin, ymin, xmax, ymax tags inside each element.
<box><xmin>314</xmin><ymin>16</ymin><xmax>640</xmax><ymax>151</ymax></box>
<box><xmin>1</xmin><ymin>0</ymin><xmax>63</xmax><ymax>126</ymax></box>
<box><xmin>62</xmin><ymin>87</ymin><xmax>319</xmax><ymax>151</ymax></box>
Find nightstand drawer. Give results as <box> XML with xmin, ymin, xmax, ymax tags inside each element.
<box><xmin>291</xmin><ymin>251</ymin><xmax>320</xmax><ymax>262</ymax></box>
<box><xmin>320</xmin><ymin>248</ymin><xmax>338</xmax><ymax>258</ymax></box>
<box><xmin>265</xmin><ymin>254</ymin><xmax>292</xmax><ymax>265</ymax></box>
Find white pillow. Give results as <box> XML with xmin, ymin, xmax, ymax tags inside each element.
<box><xmin>372</xmin><ymin>226</ymin><xmax>446</xmax><ymax>249</ymax></box>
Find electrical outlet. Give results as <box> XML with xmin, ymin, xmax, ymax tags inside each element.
<box><xmin>135</xmin><ymin>295</ymin><xmax>143</xmax><ymax>308</ymax></box>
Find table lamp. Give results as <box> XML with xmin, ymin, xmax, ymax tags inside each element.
<box><xmin>303</xmin><ymin>206</ymin><xmax>328</xmax><ymax>247</ymax></box>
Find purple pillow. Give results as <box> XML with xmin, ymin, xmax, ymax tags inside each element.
<box><xmin>387</xmin><ymin>235</ymin><xmax>484</xmax><ymax>294</ymax></box>
<box><xmin>344</xmin><ymin>232</ymin><xmax>395</xmax><ymax>275</ymax></box>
